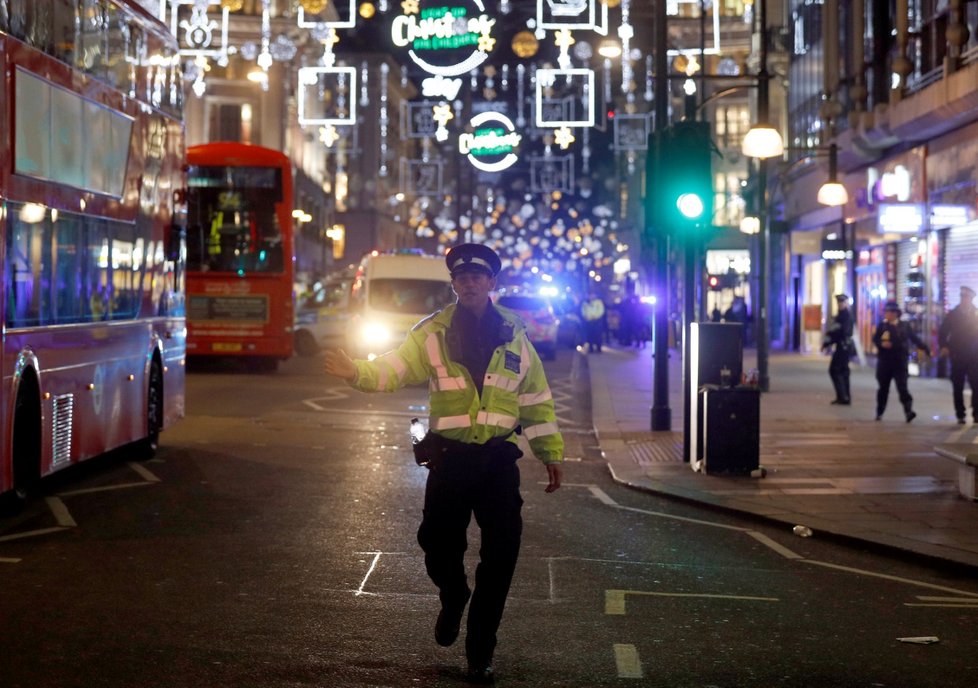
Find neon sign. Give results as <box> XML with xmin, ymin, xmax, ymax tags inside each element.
<box><xmin>392</xmin><ymin>1</ymin><xmax>495</xmax><ymax>77</ymax></box>
<box><xmin>459</xmin><ymin>112</ymin><xmax>521</xmax><ymax>172</ymax></box>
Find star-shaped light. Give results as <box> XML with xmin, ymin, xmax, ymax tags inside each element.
<box><xmin>432</xmin><ymin>103</ymin><xmax>454</xmax><ymax>127</ymax></box>
<box><xmin>319</xmin><ymin>124</ymin><xmax>340</xmax><ymax>147</ymax></box>
<box><xmin>554</xmin><ymin>28</ymin><xmax>575</xmax><ymax>53</ymax></box>
<box><xmin>478</xmin><ymin>33</ymin><xmax>496</xmax><ymax>52</ymax></box>
<box><xmin>401</xmin><ymin>0</ymin><xmax>419</xmax><ymax>14</ymax></box>
<box><xmin>554</xmin><ymin>126</ymin><xmax>576</xmax><ymax>150</ymax></box>
<box><xmin>483</xmin><ymin>65</ymin><xmax>497</xmax><ymax>78</ymax></box>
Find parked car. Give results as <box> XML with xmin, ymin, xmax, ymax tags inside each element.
<box><xmin>294</xmin><ymin>276</ymin><xmax>352</xmax><ymax>356</ymax></box>
<box><xmin>495</xmin><ymin>293</ymin><xmax>559</xmax><ymax>360</ymax></box>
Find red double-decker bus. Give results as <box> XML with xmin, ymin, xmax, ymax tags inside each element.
<box><xmin>185</xmin><ymin>143</ymin><xmax>295</xmax><ymax>369</ymax></box>
<box><xmin>0</xmin><ymin>2</ymin><xmax>187</xmax><ymax>508</ymax></box>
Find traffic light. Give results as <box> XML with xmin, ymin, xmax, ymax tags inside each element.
<box><xmin>644</xmin><ymin>120</ymin><xmax>714</xmax><ymax>240</ymax></box>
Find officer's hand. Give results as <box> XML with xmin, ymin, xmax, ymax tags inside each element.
<box><xmin>324</xmin><ymin>348</ymin><xmax>357</xmax><ymax>381</ymax></box>
<box><xmin>545</xmin><ymin>463</ymin><xmax>562</xmax><ymax>493</ymax></box>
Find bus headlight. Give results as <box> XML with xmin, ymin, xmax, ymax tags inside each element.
<box><xmin>360</xmin><ymin>321</ymin><xmax>392</xmax><ymax>347</ymax></box>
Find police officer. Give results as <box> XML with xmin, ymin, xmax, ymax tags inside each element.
<box><xmin>872</xmin><ymin>301</ymin><xmax>930</xmax><ymax>422</ymax></box>
<box><xmin>324</xmin><ymin>244</ymin><xmax>563</xmax><ymax>684</ymax></box>
<box><xmin>822</xmin><ymin>294</ymin><xmax>854</xmax><ymax>405</ymax></box>
<box><xmin>938</xmin><ymin>285</ymin><xmax>978</xmax><ymax>424</ymax></box>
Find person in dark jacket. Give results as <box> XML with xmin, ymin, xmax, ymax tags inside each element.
<box><xmin>822</xmin><ymin>294</ymin><xmax>854</xmax><ymax>405</ymax></box>
<box><xmin>938</xmin><ymin>285</ymin><xmax>978</xmax><ymax>424</ymax></box>
<box><xmin>872</xmin><ymin>301</ymin><xmax>931</xmax><ymax>422</ymax></box>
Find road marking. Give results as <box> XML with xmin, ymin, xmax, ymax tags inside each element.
<box><xmin>548</xmin><ymin>557</ymin><xmax>557</xmax><ymax>603</ymax></box>
<box><xmin>0</xmin><ymin>527</ymin><xmax>70</xmax><ymax>542</ymax></box>
<box><xmin>746</xmin><ymin>531</ymin><xmax>803</xmax><ymax>559</ymax></box>
<box><xmin>802</xmin><ymin>560</ymin><xmax>978</xmax><ymax>598</ymax></box>
<box><xmin>613</xmin><ymin>643</ymin><xmax>643</xmax><ymax>679</ymax></box>
<box><xmin>57</xmin><ymin>482</ymin><xmax>158</xmax><ymax>497</ymax></box>
<box><xmin>45</xmin><ymin>497</ymin><xmax>77</xmax><ymax>527</ymax></box>
<box><xmin>905</xmin><ymin>595</ymin><xmax>978</xmax><ymax>608</ymax></box>
<box><xmin>302</xmin><ymin>388</ymin><xmax>351</xmax><ymax>410</ymax></box>
<box><xmin>356</xmin><ymin>551</ymin><xmax>382</xmax><ymax>597</ymax></box>
<box><xmin>128</xmin><ymin>462</ymin><xmax>161</xmax><ymax>483</ymax></box>
<box><xmin>605</xmin><ymin>589</ymin><xmax>779</xmax><ymax>615</ymax></box>
<box><xmin>0</xmin><ymin>557</ymin><xmax>22</xmax><ymax>563</ymax></box>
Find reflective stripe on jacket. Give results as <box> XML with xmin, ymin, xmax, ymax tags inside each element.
<box><xmin>350</xmin><ymin>304</ymin><xmax>564</xmax><ymax>464</ymax></box>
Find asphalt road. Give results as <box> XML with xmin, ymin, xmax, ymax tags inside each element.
<box><xmin>1</xmin><ymin>349</ymin><xmax>976</xmax><ymax>687</ymax></box>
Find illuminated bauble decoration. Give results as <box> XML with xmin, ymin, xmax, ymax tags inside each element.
<box><xmin>300</xmin><ymin>0</ymin><xmax>329</xmax><ymax>13</ymax></box>
<box><xmin>600</xmin><ymin>0</ymin><xmax>622</xmax><ymax>7</ymax></box>
<box><xmin>220</xmin><ymin>0</ymin><xmax>245</xmax><ymax>10</ymax></box>
<box><xmin>359</xmin><ymin>2</ymin><xmax>376</xmax><ymax>18</ymax></box>
<box><xmin>511</xmin><ymin>31</ymin><xmax>539</xmax><ymax>58</ymax></box>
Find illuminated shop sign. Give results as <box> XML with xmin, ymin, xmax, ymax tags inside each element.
<box><xmin>392</xmin><ymin>1</ymin><xmax>495</xmax><ymax>77</ymax></box>
<box><xmin>878</xmin><ymin>203</ymin><xmax>924</xmax><ymax>234</ymax></box>
<box><xmin>930</xmin><ymin>204</ymin><xmax>970</xmax><ymax>228</ymax></box>
<box><xmin>459</xmin><ymin>112</ymin><xmax>521</xmax><ymax>172</ymax></box>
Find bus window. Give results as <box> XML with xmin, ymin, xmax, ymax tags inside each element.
<box><xmin>77</xmin><ymin>0</ymin><xmax>108</xmax><ymax>80</ymax></box>
<box><xmin>106</xmin><ymin>2</ymin><xmax>135</xmax><ymax>96</ymax></box>
<box><xmin>86</xmin><ymin>218</ymin><xmax>110</xmax><ymax>321</ymax></box>
<box><xmin>54</xmin><ymin>213</ymin><xmax>86</xmax><ymax>323</ymax></box>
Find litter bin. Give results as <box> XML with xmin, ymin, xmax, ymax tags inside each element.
<box><xmin>700</xmin><ymin>384</ymin><xmax>760</xmax><ymax>475</ymax></box>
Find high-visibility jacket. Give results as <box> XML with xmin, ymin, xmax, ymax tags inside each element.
<box><xmin>581</xmin><ymin>298</ymin><xmax>605</xmax><ymax>322</ymax></box>
<box><xmin>350</xmin><ymin>304</ymin><xmax>564</xmax><ymax>465</ymax></box>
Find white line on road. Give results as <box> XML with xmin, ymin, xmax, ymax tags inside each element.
<box><xmin>916</xmin><ymin>595</ymin><xmax>978</xmax><ymax>602</ymax></box>
<box><xmin>746</xmin><ymin>531</ymin><xmax>803</xmax><ymax>559</ymax></box>
<box><xmin>904</xmin><ymin>603</ymin><xmax>978</xmax><ymax>608</ymax></box>
<box><xmin>45</xmin><ymin>497</ymin><xmax>77</xmax><ymax>527</ymax></box>
<box><xmin>613</xmin><ymin>644</ymin><xmax>643</xmax><ymax>679</ymax></box>
<box><xmin>0</xmin><ymin>527</ymin><xmax>70</xmax><ymax>542</ymax></box>
<box><xmin>356</xmin><ymin>552</ymin><xmax>382</xmax><ymax>597</ymax></box>
<box><xmin>605</xmin><ymin>589</ymin><xmax>779</xmax><ymax>615</ymax></box>
<box><xmin>0</xmin><ymin>557</ymin><xmax>22</xmax><ymax>563</ymax></box>
<box><xmin>57</xmin><ymin>482</ymin><xmax>159</xmax><ymax>497</ymax></box>
<box><xmin>802</xmin><ymin>559</ymin><xmax>978</xmax><ymax>598</ymax></box>
<box><xmin>128</xmin><ymin>462</ymin><xmax>161</xmax><ymax>483</ymax></box>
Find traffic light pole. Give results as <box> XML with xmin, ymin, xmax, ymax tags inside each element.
<box><xmin>651</xmin><ymin>0</ymin><xmax>671</xmax><ymax>432</ymax></box>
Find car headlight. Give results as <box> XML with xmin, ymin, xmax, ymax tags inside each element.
<box><xmin>360</xmin><ymin>321</ymin><xmax>392</xmax><ymax>347</ymax></box>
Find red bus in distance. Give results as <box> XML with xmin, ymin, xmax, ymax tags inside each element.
<box><xmin>0</xmin><ymin>1</ymin><xmax>187</xmax><ymax>508</ymax></box>
<box><xmin>185</xmin><ymin>143</ymin><xmax>296</xmax><ymax>369</ymax></box>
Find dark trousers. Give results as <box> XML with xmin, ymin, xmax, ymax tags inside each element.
<box><xmin>876</xmin><ymin>362</ymin><xmax>913</xmax><ymax>416</ymax></box>
<box><xmin>949</xmin><ymin>358</ymin><xmax>978</xmax><ymax>420</ymax></box>
<box><xmin>584</xmin><ymin>320</ymin><xmax>603</xmax><ymax>351</ymax></box>
<box><xmin>829</xmin><ymin>348</ymin><xmax>851</xmax><ymax>402</ymax></box>
<box><xmin>417</xmin><ymin>454</ymin><xmax>523</xmax><ymax>665</ymax></box>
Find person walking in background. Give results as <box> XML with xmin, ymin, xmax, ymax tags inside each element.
<box><xmin>873</xmin><ymin>301</ymin><xmax>931</xmax><ymax>422</ymax></box>
<box><xmin>822</xmin><ymin>294</ymin><xmax>855</xmax><ymax>405</ymax></box>
<box><xmin>581</xmin><ymin>290</ymin><xmax>606</xmax><ymax>353</ymax></box>
<box><xmin>324</xmin><ymin>243</ymin><xmax>563</xmax><ymax>684</ymax></box>
<box><xmin>938</xmin><ymin>285</ymin><xmax>978</xmax><ymax>424</ymax></box>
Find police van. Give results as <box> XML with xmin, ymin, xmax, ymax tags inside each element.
<box><xmin>346</xmin><ymin>250</ymin><xmax>455</xmax><ymax>359</ymax></box>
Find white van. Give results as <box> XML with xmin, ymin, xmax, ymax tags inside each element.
<box><xmin>346</xmin><ymin>251</ymin><xmax>456</xmax><ymax>359</ymax></box>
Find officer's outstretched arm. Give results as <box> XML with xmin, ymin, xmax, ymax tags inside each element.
<box><xmin>324</xmin><ymin>348</ymin><xmax>357</xmax><ymax>381</ymax></box>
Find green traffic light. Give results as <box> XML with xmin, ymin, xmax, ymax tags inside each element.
<box><xmin>676</xmin><ymin>193</ymin><xmax>705</xmax><ymax>219</ymax></box>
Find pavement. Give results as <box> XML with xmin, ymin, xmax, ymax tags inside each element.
<box><xmin>584</xmin><ymin>341</ymin><xmax>978</xmax><ymax>571</ymax></box>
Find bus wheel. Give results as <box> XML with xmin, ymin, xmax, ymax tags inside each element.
<box><xmin>137</xmin><ymin>361</ymin><xmax>163</xmax><ymax>460</ymax></box>
<box><xmin>295</xmin><ymin>330</ymin><xmax>319</xmax><ymax>357</ymax></box>
<box><xmin>3</xmin><ymin>380</ymin><xmax>41</xmax><ymax>515</ymax></box>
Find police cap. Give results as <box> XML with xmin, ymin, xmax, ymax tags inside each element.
<box><xmin>883</xmin><ymin>300</ymin><xmax>902</xmax><ymax>314</ymax></box>
<box><xmin>961</xmin><ymin>285</ymin><xmax>976</xmax><ymax>297</ymax></box>
<box><xmin>445</xmin><ymin>243</ymin><xmax>501</xmax><ymax>278</ymax></box>
<box><xmin>835</xmin><ymin>294</ymin><xmax>850</xmax><ymax>303</ymax></box>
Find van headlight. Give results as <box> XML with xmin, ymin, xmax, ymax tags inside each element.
<box><xmin>360</xmin><ymin>321</ymin><xmax>392</xmax><ymax>347</ymax></box>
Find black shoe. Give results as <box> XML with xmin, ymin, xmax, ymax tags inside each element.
<box><xmin>831</xmin><ymin>399</ymin><xmax>851</xmax><ymax>405</ymax></box>
<box><xmin>958</xmin><ymin>418</ymin><xmax>967</xmax><ymax>425</ymax></box>
<box><xmin>434</xmin><ymin>590</ymin><xmax>470</xmax><ymax>647</ymax></box>
<box><xmin>465</xmin><ymin>661</ymin><xmax>494</xmax><ymax>684</ymax></box>
<box><xmin>906</xmin><ymin>411</ymin><xmax>917</xmax><ymax>423</ymax></box>
<box><xmin>875</xmin><ymin>414</ymin><xmax>882</xmax><ymax>421</ymax></box>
